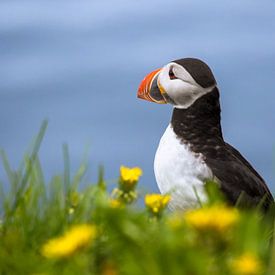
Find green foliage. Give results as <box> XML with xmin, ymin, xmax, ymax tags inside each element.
<box><xmin>0</xmin><ymin>123</ymin><xmax>274</xmax><ymax>275</ymax></box>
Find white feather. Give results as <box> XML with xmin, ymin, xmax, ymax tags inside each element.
<box><xmin>154</xmin><ymin>125</ymin><xmax>213</xmax><ymax>210</ymax></box>
<box><xmin>158</xmin><ymin>62</ymin><xmax>215</xmax><ymax>109</ymax></box>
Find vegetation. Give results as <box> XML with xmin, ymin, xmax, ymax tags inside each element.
<box><xmin>0</xmin><ymin>121</ymin><xmax>274</xmax><ymax>275</ymax></box>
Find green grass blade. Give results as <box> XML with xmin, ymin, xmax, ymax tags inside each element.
<box><xmin>267</xmin><ymin>218</ymin><xmax>275</xmax><ymax>275</ymax></box>
<box><xmin>0</xmin><ymin>149</ymin><xmax>15</xmax><ymax>189</ymax></box>
<box><xmin>63</xmin><ymin>143</ymin><xmax>70</xmax><ymax>193</ymax></box>
<box><xmin>10</xmin><ymin>120</ymin><xmax>48</xmax><ymax>213</ymax></box>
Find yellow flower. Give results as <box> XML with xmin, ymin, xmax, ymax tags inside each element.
<box><xmin>41</xmin><ymin>224</ymin><xmax>97</xmax><ymax>258</ymax></box>
<box><xmin>120</xmin><ymin>166</ymin><xmax>142</xmax><ymax>186</ymax></box>
<box><xmin>184</xmin><ymin>205</ymin><xmax>239</xmax><ymax>233</ymax></box>
<box><xmin>109</xmin><ymin>199</ymin><xmax>123</xmax><ymax>208</ymax></box>
<box><xmin>232</xmin><ymin>253</ymin><xmax>262</xmax><ymax>275</ymax></box>
<box><xmin>145</xmin><ymin>194</ymin><xmax>171</xmax><ymax>214</ymax></box>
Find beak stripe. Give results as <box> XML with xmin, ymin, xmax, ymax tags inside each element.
<box><xmin>137</xmin><ymin>68</ymin><xmax>167</xmax><ymax>104</ymax></box>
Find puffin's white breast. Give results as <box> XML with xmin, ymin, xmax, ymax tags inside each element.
<box><xmin>154</xmin><ymin>124</ymin><xmax>213</xmax><ymax>210</ymax></box>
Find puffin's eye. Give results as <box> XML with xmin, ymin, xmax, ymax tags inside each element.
<box><xmin>169</xmin><ymin>68</ymin><xmax>177</xmax><ymax>80</ymax></box>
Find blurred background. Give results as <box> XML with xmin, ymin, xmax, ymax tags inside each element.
<box><xmin>0</xmin><ymin>0</ymin><xmax>274</xmax><ymax>193</ymax></box>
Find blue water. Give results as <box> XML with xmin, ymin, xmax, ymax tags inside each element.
<box><xmin>0</xmin><ymin>0</ymin><xmax>275</xmax><ymax>193</ymax></box>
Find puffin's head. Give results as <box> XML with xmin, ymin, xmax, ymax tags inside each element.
<box><xmin>137</xmin><ymin>58</ymin><xmax>217</xmax><ymax>109</ymax></box>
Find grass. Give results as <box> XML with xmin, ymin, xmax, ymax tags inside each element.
<box><xmin>0</xmin><ymin>121</ymin><xmax>274</xmax><ymax>275</ymax></box>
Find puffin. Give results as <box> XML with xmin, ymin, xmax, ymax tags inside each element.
<box><xmin>137</xmin><ymin>57</ymin><xmax>274</xmax><ymax>211</ymax></box>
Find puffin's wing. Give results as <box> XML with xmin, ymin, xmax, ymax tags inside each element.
<box><xmin>224</xmin><ymin>142</ymin><xmax>266</xmax><ymax>184</ymax></box>
<box><xmin>205</xmin><ymin>145</ymin><xmax>274</xmax><ymax>209</ymax></box>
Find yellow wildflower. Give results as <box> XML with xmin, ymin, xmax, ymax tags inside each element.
<box><xmin>41</xmin><ymin>224</ymin><xmax>97</xmax><ymax>258</ymax></box>
<box><xmin>120</xmin><ymin>166</ymin><xmax>142</xmax><ymax>186</ymax></box>
<box><xmin>232</xmin><ymin>253</ymin><xmax>262</xmax><ymax>275</ymax></box>
<box><xmin>109</xmin><ymin>199</ymin><xmax>123</xmax><ymax>208</ymax></box>
<box><xmin>145</xmin><ymin>194</ymin><xmax>171</xmax><ymax>214</ymax></box>
<box><xmin>184</xmin><ymin>205</ymin><xmax>239</xmax><ymax>233</ymax></box>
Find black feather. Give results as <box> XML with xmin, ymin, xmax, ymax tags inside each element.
<box><xmin>173</xmin><ymin>58</ymin><xmax>216</xmax><ymax>88</ymax></box>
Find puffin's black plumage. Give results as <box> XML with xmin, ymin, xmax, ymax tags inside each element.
<box><xmin>171</xmin><ymin>87</ymin><xmax>273</xmax><ymax>210</ymax></box>
<box><xmin>173</xmin><ymin>58</ymin><xmax>217</xmax><ymax>88</ymax></box>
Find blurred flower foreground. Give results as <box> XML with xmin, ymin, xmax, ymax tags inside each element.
<box><xmin>0</xmin><ymin>123</ymin><xmax>274</xmax><ymax>275</ymax></box>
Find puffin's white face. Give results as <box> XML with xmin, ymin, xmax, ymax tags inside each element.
<box><xmin>157</xmin><ymin>62</ymin><xmax>215</xmax><ymax>109</ymax></box>
<box><xmin>137</xmin><ymin>58</ymin><xmax>216</xmax><ymax>109</ymax></box>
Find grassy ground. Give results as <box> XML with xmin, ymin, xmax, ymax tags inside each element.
<box><xmin>0</xmin><ymin>121</ymin><xmax>274</xmax><ymax>275</ymax></box>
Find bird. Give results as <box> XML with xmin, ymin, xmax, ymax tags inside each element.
<box><xmin>137</xmin><ymin>57</ymin><xmax>274</xmax><ymax>211</ymax></box>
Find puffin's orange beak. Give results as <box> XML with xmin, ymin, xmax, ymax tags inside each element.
<box><xmin>137</xmin><ymin>68</ymin><xmax>167</xmax><ymax>104</ymax></box>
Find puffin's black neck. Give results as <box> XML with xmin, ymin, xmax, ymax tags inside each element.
<box><xmin>171</xmin><ymin>87</ymin><xmax>224</xmax><ymax>149</ymax></box>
